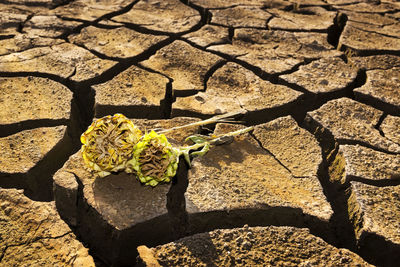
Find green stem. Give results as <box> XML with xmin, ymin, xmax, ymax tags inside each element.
<box><xmin>177</xmin><ymin>126</ymin><xmax>254</xmax><ymax>166</ymax></box>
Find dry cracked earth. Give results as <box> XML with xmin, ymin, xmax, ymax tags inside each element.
<box><xmin>0</xmin><ymin>0</ymin><xmax>399</xmax><ymax>266</ymax></box>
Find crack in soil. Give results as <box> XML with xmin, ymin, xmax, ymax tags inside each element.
<box><xmin>56</xmin><ymin>0</ymin><xmax>141</xmax><ymax>40</ymax></box>
<box><xmin>0</xmin><ymin>118</ymin><xmax>69</xmax><ymax>138</ymax></box>
<box><xmin>375</xmin><ymin>113</ymin><xmax>387</xmax><ymax>137</ymax></box>
<box><xmin>2</xmin><ymin>0</ymin><xmax>400</xmax><ymax>265</ymax></box>
<box><xmin>327</xmin><ymin>12</ymin><xmax>347</xmax><ymax>48</ymax></box>
<box><xmin>250</xmin><ymin>132</ymin><xmax>300</xmax><ymax>178</ymax></box>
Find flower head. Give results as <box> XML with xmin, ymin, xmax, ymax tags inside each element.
<box><xmin>126</xmin><ymin>131</ymin><xmax>179</xmax><ymax>187</ymax></box>
<box><xmin>80</xmin><ymin>114</ymin><xmax>142</xmax><ymax>177</ymax></box>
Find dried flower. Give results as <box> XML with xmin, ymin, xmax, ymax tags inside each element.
<box><xmin>81</xmin><ymin>114</ymin><xmax>142</xmax><ymax>177</ymax></box>
<box><xmin>126</xmin><ymin>131</ymin><xmax>179</xmax><ymax>187</ymax></box>
<box><xmin>80</xmin><ymin>111</ymin><xmax>253</xmax><ymax>187</ymax></box>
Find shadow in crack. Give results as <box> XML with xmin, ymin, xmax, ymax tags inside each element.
<box><xmin>0</xmin><ymin>173</ymin><xmax>25</xmax><ymax>191</ymax></box>
<box><xmin>94</xmin><ymin>104</ymin><xmax>166</xmax><ymax>121</ymax></box>
<box><xmin>0</xmin><ymin>119</ymin><xmax>69</xmax><ymax>138</ymax></box>
<box><xmin>355</xmin><ymin>90</ymin><xmax>400</xmax><ymax>116</ymax></box>
<box><xmin>184</xmin><ymin>206</ymin><xmax>335</xmax><ymax>247</ymax></box>
<box><xmin>0</xmin><ymin>127</ymin><xmax>76</xmax><ymax>202</ymax></box>
<box><xmin>25</xmin><ymin>129</ymin><xmax>76</xmax><ymax>201</ymax></box>
<box><xmin>358</xmin><ymin>231</ymin><xmax>400</xmax><ymax>267</ymax></box>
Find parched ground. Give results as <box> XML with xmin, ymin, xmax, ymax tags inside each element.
<box><xmin>0</xmin><ymin>0</ymin><xmax>399</xmax><ymax>266</ymax></box>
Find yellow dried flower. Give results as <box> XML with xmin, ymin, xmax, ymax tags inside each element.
<box><xmin>79</xmin><ymin>111</ymin><xmax>253</xmax><ymax>186</ymax></box>
<box><xmin>126</xmin><ymin>131</ymin><xmax>179</xmax><ymax>187</ymax></box>
<box><xmin>80</xmin><ymin>114</ymin><xmax>142</xmax><ymax>177</ymax></box>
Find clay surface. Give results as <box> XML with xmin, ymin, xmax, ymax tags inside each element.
<box><xmin>142</xmin><ymin>40</ymin><xmax>223</xmax><ymax>93</ymax></box>
<box><xmin>185</xmin><ymin>123</ymin><xmax>333</xmax><ymax>232</ymax></box>
<box><xmin>307</xmin><ymin>98</ymin><xmax>400</xmax><ymax>153</ymax></box>
<box><xmin>330</xmin><ymin>144</ymin><xmax>400</xmax><ymax>184</ymax></box>
<box><xmin>172</xmin><ymin>62</ymin><xmax>302</xmax><ymax>116</ymax></box>
<box><xmin>0</xmin><ymin>77</ymin><xmax>72</xmax><ymax>126</ymax></box>
<box><xmin>0</xmin><ymin>188</ymin><xmax>95</xmax><ymax>266</ymax></box>
<box><xmin>92</xmin><ymin>65</ymin><xmax>169</xmax><ymax>118</ymax></box>
<box><xmin>0</xmin><ymin>0</ymin><xmax>399</xmax><ymax>265</ymax></box>
<box><xmin>69</xmin><ymin>26</ymin><xmax>168</xmax><ymax>59</ymax></box>
<box><xmin>139</xmin><ymin>226</ymin><xmax>372</xmax><ymax>266</ymax></box>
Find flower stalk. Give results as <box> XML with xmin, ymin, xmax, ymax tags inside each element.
<box><xmin>80</xmin><ymin>113</ymin><xmax>252</xmax><ymax>187</ymax></box>
<box><xmin>157</xmin><ymin>110</ymin><xmax>245</xmax><ymax>134</ymax></box>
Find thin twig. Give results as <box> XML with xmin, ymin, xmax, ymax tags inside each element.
<box><xmin>209</xmin><ymin>126</ymin><xmax>254</xmax><ymax>144</ymax></box>
<box><xmin>157</xmin><ymin>111</ymin><xmax>246</xmax><ymax>134</ymax></box>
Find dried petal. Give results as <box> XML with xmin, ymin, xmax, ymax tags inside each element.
<box><xmin>126</xmin><ymin>131</ymin><xmax>179</xmax><ymax>186</ymax></box>
<box><xmin>81</xmin><ymin>114</ymin><xmax>142</xmax><ymax>177</ymax></box>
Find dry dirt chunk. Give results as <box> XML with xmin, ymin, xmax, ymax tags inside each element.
<box><xmin>0</xmin><ymin>126</ymin><xmax>71</xmax><ymax>200</ymax></box>
<box><xmin>338</xmin><ymin>23</ymin><xmax>400</xmax><ymax>53</ymax></box>
<box><xmin>54</xmin><ymin>151</ymin><xmax>172</xmax><ymax>265</ymax></box>
<box><xmin>348</xmin><ymin>182</ymin><xmax>400</xmax><ymax>265</ymax></box>
<box><xmin>139</xmin><ymin>226</ymin><xmax>371</xmax><ymax>266</ymax></box>
<box><xmin>69</xmin><ymin>26</ymin><xmax>168</xmax><ymax>59</ymax></box>
<box><xmin>381</xmin><ymin>115</ymin><xmax>400</xmax><ymax>145</ymax></box>
<box><xmin>335</xmin><ymin>1</ymin><xmax>400</xmax><ymax>14</ymax></box>
<box><xmin>344</xmin><ymin>12</ymin><xmax>400</xmax><ymax>38</ymax></box>
<box><xmin>350</xmin><ymin>55</ymin><xmax>400</xmax><ymax>70</ymax></box>
<box><xmin>0</xmin><ymin>12</ymin><xmax>28</xmax><ymax>36</ymax></box>
<box><xmin>186</xmin><ymin>124</ymin><xmax>333</xmax><ymax>236</ymax></box>
<box><xmin>208</xmin><ymin>29</ymin><xmax>340</xmax><ymax>74</ymax></box>
<box><xmin>0</xmin><ymin>12</ymin><xmax>28</xmax><ymax>27</ymax></box>
<box><xmin>267</xmin><ymin>7</ymin><xmax>336</xmax><ymax>32</ymax></box>
<box><xmin>0</xmin><ymin>77</ymin><xmax>72</xmax><ymax>127</ymax></box>
<box><xmin>0</xmin><ymin>188</ymin><xmax>94</xmax><ymax>266</ymax></box>
<box><xmin>354</xmin><ymin>68</ymin><xmax>400</xmax><ymax>114</ymax></box>
<box><xmin>0</xmin><ymin>43</ymin><xmax>117</xmax><ymax>82</ymax></box>
<box><xmin>0</xmin><ymin>3</ymin><xmax>49</xmax><ymax>16</ymax></box>
<box><xmin>306</xmin><ymin>97</ymin><xmax>400</xmax><ymax>153</ymax></box>
<box><xmin>188</xmin><ymin>0</ymin><xmax>290</xmax><ymax>9</ymax></box>
<box><xmin>55</xmin><ymin>150</ymin><xmax>171</xmax><ymax>227</ymax></box>
<box><xmin>330</xmin><ymin>145</ymin><xmax>400</xmax><ymax>185</ymax></box>
<box><xmin>3</xmin><ymin>0</ymin><xmax>69</xmax><ymax>8</ymax></box>
<box><xmin>52</xmin><ymin>0</ymin><xmax>131</xmax><ymax>21</ymax></box>
<box><xmin>113</xmin><ymin>0</ymin><xmax>200</xmax><ymax>34</ymax></box>
<box><xmin>0</xmin><ymin>38</ymin><xmax>27</xmax><ymax>56</ymax></box>
<box><xmin>172</xmin><ymin>62</ymin><xmax>302</xmax><ymax>117</ymax></box>
<box><xmin>345</xmin><ymin>11</ymin><xmax>397</xmax><ymax>26</ymax></box>
<box><xmin>0</xmin><ymin>126</ymin><xmax>66</xmax><ymax>175</ymax></box>
<box><xmin>280</xmin><ymin>57</ymin><xmax>358</xmax><ymax>94</ymax></box>
<box><xmin>0</xmin><ymin>27</ymin><xmax>17</xmax><ymax>37</ymax></box>
<box><xmin>210</xmin><ymin>6</ymin><xmax>271</xmax><ymax>28</ymax></box>
<box><xmin>141</xmin><ymin>40</ymin><xmax>223</xmax><ymax>93</ymax></box>
<box><xmin>253</xmin><ymin>116</ymin><xmax>322</xmax><ymax>178</ymax></box>
<box><xmin>23</xmin><ymin>15</ymin><xmax>81</xmax><ymax>38</ymax></box>
<box><xmin>182</xmin><ymin>25</ymin><xmax>229</xmax><ymax>48</ymax></box>
<box><xmin>92</xmin><ymin>65</ymin><xmax>169</xmax><ymax>118</ymax></box>
<box><xmin>0</xmin><ymin>34</ymin><xmax>64</xmax><ymax>56</ymax></box>
<box><xmin>53</xmin><ymin>117</ymin><xmax>200</xmax><ymax>265</ymax></box>
<box><xmin>348</xmin><ymin>20</ymin><xmax>400</xmax><ymax>39</ymax></box>
<box><xmin>387</xmin><ymin>11</ymin><xmax>400</xmax><ymax>20</ymax></box>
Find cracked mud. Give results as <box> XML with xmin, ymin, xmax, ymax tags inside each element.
<box><xmin>0</xmin><ymin>0</ymin><xmax>399</xmax><ymax>266</ymax></box>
